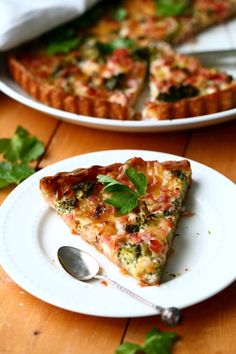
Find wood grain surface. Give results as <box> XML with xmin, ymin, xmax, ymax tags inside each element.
<box><xmin>0</xmin><ymin>93</ymin><xmax>235</xmax><ymax>354</ymax></box>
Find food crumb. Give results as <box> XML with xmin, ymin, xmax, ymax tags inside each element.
<box><xmin>184</xmin><ymin>267</ymin><xmax>189</xmax><ymax>271</ymax></box>
<box><xmin>100</xmin><ymin>280</ymin><xmax>108</xmax><ymax>286</ymax></box>
<box><xmin>208</xmin><ymin>230</ymin><xmax>212</xmax><ymax>235</ymax></box>
<box><xmin>138</xmin><ymin>281</ymin><xmax>157</xmax><ymax>287</ymax></box>
<box><xmin>169</xmin><ymin>272</ymin><xmax>181</xmax><ymax>278</ymax></box>
<box><xmin>33</xmin><ymin>331</ymin><xmax>41</xmax><ymax>336</ymax></box>
<box><xmin>196</xmin><ymin>232</ymin><xmax>200</xmax><ymax>235</ymax></box>
<box><xmin>120</xmin><ymin>268</ymin><xmax>129</xmax><ymax>276</ymax></box>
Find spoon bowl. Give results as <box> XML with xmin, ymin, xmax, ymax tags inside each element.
<box><xmin>58</xmin><ymin>246</ymin><xmax>99</xmax><ymax>281</ymax></box>
<box><xmin>58</xmin><ymin>246</ymin><xmax>182</xmax><ymax>326</ymax></box>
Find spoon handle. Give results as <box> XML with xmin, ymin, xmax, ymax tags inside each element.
<box><xmin>94</xmin><ymin>274</ymin><xmax>181</xmax><ymax>326</ymax></box>
<box><xmin>95</xmin><ymin>274</ymin><xmax>161</xmax><ymax>311</ymax></box>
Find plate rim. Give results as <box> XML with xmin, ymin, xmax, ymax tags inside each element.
<box><xmin>0</xmin><ymin>149</ymin><xmax>236</xmax><ymax>318</ymax></box>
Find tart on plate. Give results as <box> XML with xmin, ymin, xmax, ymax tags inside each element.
<box><xmin>40</xmin><ymin>157</ymin><xmax>191</xmax><ymax>285</ymax></box>
<box><xmin>8</xmin><ymin>0</ymin><xmax>236</xmax><ymax>120</ymax></box>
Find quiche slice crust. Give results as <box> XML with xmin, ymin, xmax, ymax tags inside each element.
<box><xmin>40</xmin><ymin>157</ymin><xmax>191</xmax><ymax>285</ymax></box>
<box><xmin>143</xmin><ymin>43</ymin><xmax>236</xmax><ymax>120</ymax></box>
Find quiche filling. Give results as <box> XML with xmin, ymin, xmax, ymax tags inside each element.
<box><xmin>40</xmin><ymin>157</ymin><xmax>191</xmax><ymax>285</ymax></box>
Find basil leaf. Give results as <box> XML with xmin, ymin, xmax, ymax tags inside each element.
<box><xmin>97</xmin><ymin>165</ymin><xmax>147</xmax><ymax>215</ymax></box>
<box><xmin>0</xmin><ymin>138</ymin><xmax>10</xmax><ymax>153</ymax></box>
<box><xmin>143</xmin><ymin>328</ymin><xmax>178</xmax><ymax>354</ymax></box>
<box><xmin>113</xmin><ymin>7</ymin><xmax>128</xmax><ymax>22</ymax></box>
<box><xmin>115</xmin><ymin>342</ymin><xmax>144</xmax><ymax>354</ymax></box>
<box><xmin>97</xmin><ymin>38</ymin><xmax>135</xmax><ymax>55</ymax></box>
<box><xmin>46</xmin><ymin>38</ymin><xmax>81</xmax><ymax>55</ymax></box>
<box><xmin>125</xmin><ymin>165</ymin><xmax>147</xmax><ymax>196</ymax></box>
<box><xmin>0</xmin><ymin>126</ymin><xmax>45</xmax><ymax>163</ymax></box>
<box><xmin>156</xmin><ymin>0</ymin><xmax>191</xmax><ymax>17</ymax></box>
<box><xmin>97</xmin><ymin>174</ymin><xmax>124</xmax><ymax>188</ymax></box>
<box><xmin>0</xmin><ymin>161</ymin><xmax>34</xmax><ymax>189</ymax></box>
<box><xmin>115</xmin><ymin>328</ymin><xmax>178</xmax><ymax>354</ymax></box>
<box><xmin>105</xmin><ymin>193</ymin><xmax>138</xmax><ymax>215</ymax></box>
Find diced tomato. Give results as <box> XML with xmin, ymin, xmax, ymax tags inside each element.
<box><xmin>111</xmin><ymin>49</ymin><xmax>133</xmax><ymax>71</ymax></box>
<box><xmin>215</xmin><ymin>3</ymin><xmax>227</xmax><ymax>14</ymax></box>
<box><xmin>150</xmin><ymin>239</ymin><xmax>164</xmax><ymax>253</ymax></box>
<box><xmin>87</xmin><ymin>87</ymin><xmax>98</xmax><ymax>96</ymax></box>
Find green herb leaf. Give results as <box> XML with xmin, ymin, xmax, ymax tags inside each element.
<box><xmin>155</xmin><ymin>0</ymin><xmax>191</xmax><ymax>17</ymax></box>
<box><xmin>113</xmin><ymin>7</ymin><xmax>128</xmax><ymax>22</ymax></box>
<box><xmin>97</xmin><ymin>174</ymin><xmax>124</xmax><ymax>189</ymax></box>
<box><xmin>97</xmin><ymin>166</ymin><xmax>147</xmax><ymax>215</ymax></box>
<box><xmin>115</xmin><ymin>328</ymin><xmax>178</xmax><ymax>354</ymax></box>
<box><xmin>0</xmin><ymin>126</ymin><xmax>45</xmax><ymax>163</ymax></box>
<box><xmin>97</xmin><ymin>38</ymin><xmax>135</xmax><ymax>55</ymax></box>
<box><xmin>0</xmin><ymin>138</ymin><xmax>10</xmax><ymax>153</ymax></box>
<box><xmin>46</xmin><ymin>38</ymin><xmax>81</xmax><ymax>55</ymax></box>
<box><xmin>0</xmin><ymin>161</ymin><xmax>34</xmax><ymax>189</ymax></box>
<box><xmin>105</xmin><ymin>192</ymin><xmax>138</xmax><ymax>215</ymax></box>
<box><xmin>0</xmin><ymin>126</ymin><xmax>45</xmax><ymax>190</ymax></box>
<box><xmin>143</xmin><ymin>328</ymin><xmax>178</xmax><ymax>354</ymax></box>
<box><xmin>125</xmin><ymin>165</ymin><xmax>147</xmax><ymax>196</ymax></box>
<box><xmin>115</xmin><ymin>342</ymin><xmax>144</xmax><ymax>354</ymax></box>
<box><xmin>97</xmin><ymin>174</ymin><xmax>136</xmax><ymax>195</ymax></box>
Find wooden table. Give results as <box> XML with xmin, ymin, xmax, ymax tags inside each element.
<box><xmin>0</xmin><ymin>93</ymin><xmax>235</xmax><ymax>354</ymax></box>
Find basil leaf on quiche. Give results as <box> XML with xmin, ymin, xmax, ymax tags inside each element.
<box><xmin>97</xmin><ymin>166</ymin><xmax>147</xmax><ymax>214</ymax></box>
<box><xmin>155</xmin><ymin>0</ymin><xmax>191</xmax><ymax>17</ymax></box>
<box><xmin>125</xmin><ymin>165</ymin><xmax>147</xmax><ymax>196</ymax></box>
<box><xmin>113</xmin><ymin>7</ymin><xmax>128</xmax><ymax>22</ymax></box>
<box><xmin>46</xmin><ymin>38</ymin><xmax>82</xmax><ymax>55</ymax></box>
<box><xmin>97</xmin><ymin>38</ymin><xmax>135</xmax><ymax>55</ymax></box>
<box><xmin>105</xmin><ymin>192</ymin><xmax>138</xmax><ymax>215</ymax></box>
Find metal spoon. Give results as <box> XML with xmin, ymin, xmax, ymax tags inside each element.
<box><xmin>57</xmin><ymin>246</ymin><xmax>182</xmax><ymax>326</ymax></box>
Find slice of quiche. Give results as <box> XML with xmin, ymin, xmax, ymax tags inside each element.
<box><xmin>143</xmin><ymin>42</ymin><xmax>236</xmax><ymax>120</ymax></box>
<box><xmin>118</xmin><ymin>0</ymin><xmax>236</xmax><ymax>46</ymax></box>
<box><xmin>40</xmin><ymin>157</ymin><xmax>191</xmax><ymax>285</ymax></box>
<box><xmin>9</xmin><ymin>37</ymin><xmax>147</xmax><ymax>120</ymax></box>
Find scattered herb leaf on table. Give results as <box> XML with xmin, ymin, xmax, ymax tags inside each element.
<box><xmin>115</xmin><ymin>328</ymin><xmax>178</xmax><ymax>354</ymax></box>
<box><xmin>0</xmin><ymin>126</ymin><xmax>45</xmax><ymax>189</ymax></box>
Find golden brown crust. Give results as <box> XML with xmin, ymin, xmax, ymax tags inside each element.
<box><xmin>40</xmin><ymin>157</ymin><xmax>191</xmax><ymax>200</ymax></box>
<box><xmin>143</xmin><ymin>83</ymin><xmax>236</xmax><ymax>120</ymax></box>
<box><xmin>9</xmin><ymin>57</ymin><xmax>132</xmax><ymax>120</ymax></box>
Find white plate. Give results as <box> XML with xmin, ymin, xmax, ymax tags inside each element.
<box><xmin>0</xmin><ymin>149</ymin><xmax>235</xmax><ymax>318</ymax></box>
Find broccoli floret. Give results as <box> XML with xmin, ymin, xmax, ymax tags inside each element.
<box><xmin>125</xmin><ymin>224</ymin><xmax>140</xmax><ymax>233</ymax></box>
<box><xmin>56</xmin><ymin>197</ymin><xmax>78</xmax><ymax>214</ymax></box>
<box><xmin>171</xmin><ymin>169</ymin><xmax>187</xmax><ymax>180</ymax></box>
<box><xmin>158</xmin><ymin>84</ymin><xmax>199</xmax><ymax>102</ymax></box>
<box><xmin>73</xmin><ymin>181</ymin><xmax>94</xmax><ymax>198</ymax></box>
<box><xmin>118</xmin><ymin>243</ymin><xmax>142</xmax><ymax>265</ymax></box>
